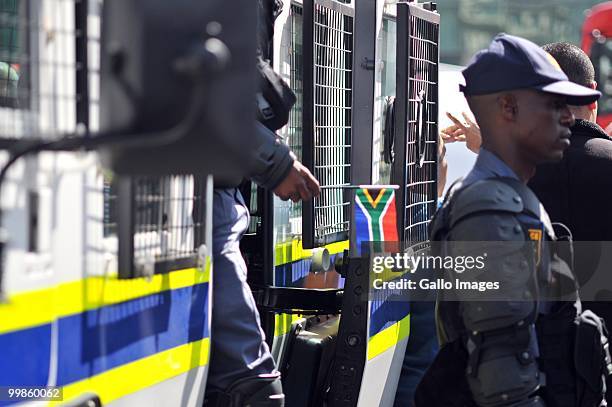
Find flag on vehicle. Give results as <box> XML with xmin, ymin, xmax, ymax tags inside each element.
<box><xmin>354</xmin><ymin>186</ymin><xmax>399</xmax><ymax>253</ymax></box>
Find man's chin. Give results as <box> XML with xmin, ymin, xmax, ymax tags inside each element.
<box><xmin>549</xmin><ymin>151</ymin><xmax>565</xmax><ymax>162</ymax></box>
<box><xmin>539</xmin><ymin>150</ymin><xmax>565</xmax><ymax>163</ymax></box>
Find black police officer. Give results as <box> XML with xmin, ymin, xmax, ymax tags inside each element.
<box><xmin>414</xmin><ymin>34</ymin><xmax>608</xmax><ymax>407</ymax></box>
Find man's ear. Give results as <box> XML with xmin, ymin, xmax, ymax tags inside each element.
<box><xmin>497</xmin><ymin>93</ymin><xmax>518</xmax><ymax>121</ymax></box>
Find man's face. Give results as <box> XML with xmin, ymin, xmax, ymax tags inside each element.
<box><xmin>514</xmin><ymin>90</ymin><xmax>575</xmax><ymax>163</ymax></box>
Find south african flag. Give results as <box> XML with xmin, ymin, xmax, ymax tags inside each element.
<box><xmin>354</xmin><ymin>186</ymin><xmax>399</xmax><ymax>250</ymax></box>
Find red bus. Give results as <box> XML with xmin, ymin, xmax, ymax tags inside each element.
<box><xmin>582</xmin><ymin>1</ymin><xmax>612</xmax><ymax>132</ymax></box>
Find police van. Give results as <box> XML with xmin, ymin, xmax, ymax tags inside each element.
<box><xmin>0</xmin><ymin>0</ymin><xmax>441</xmax><ymax>405</ymax></box>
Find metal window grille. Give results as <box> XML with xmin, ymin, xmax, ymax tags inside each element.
<box><xmin>394</xmin><ymin>4</ymin><xmax>439</xmax><ymax>250</ymax></box>
<box><xmin>287</xmin><ymin>4</ymin><xmax>304</xmax><ymax>161</ymax></box>
<box><xmin>0</xmin><ymin>0</ymin><xmax>89</xmax><ymax>258</ymax></box>
<box><xmin>0</xmin><ymin>0</ymin><xmax>84</xmax><ymax>140</ymax></box>
<box><xmin>88</xmin><ymin>1</ymin><xmax>207</xmax><ymax>277</ymax></box>
<box><xmin>115</xmin><ymin>175</ymin><xmax>207</xmax><ymax>278</ymax></box>
<box><xmin>273</xmin><ymin>3</ymin><xmax>304</xmax><ymax>245</ymax></box>
<box><xmin>0</xmin><ymin>0</ymin><xmax>209</xmax><ymax>275</ymax></box>
<box><xmin>303</xmin><ymin>0</ymin><xmax>353</xmax><ymax>248</ymax></box>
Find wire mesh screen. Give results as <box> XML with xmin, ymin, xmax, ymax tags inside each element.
<box><xmin>396</xmin><ymin>5</ymin><xmax>439</xmax><ymax>250</ymax></box>
<box><xmin>128</xmin><ymin>176</ymin><xmax>206</xmax><ymax>275</ymax></box>
<box><xmin>287</xmin><ymin>4</ymin><xmax>303</xmax><ymax>161</ymax></box>
<box><xmin>274</xmin><ymin>3</ymin><xmax>304</xmax><ymax>245</ymax></box>
<box><xmin>0</xmin><ymin>0</ymin><xmax>80</xmax><ymax>139</ymax></box>
<box><xmin>308</xmin><ymin>0</ymin><xmax>353</xmax><ymax>246</ymax></box>
<box><xmin>404</xmin><ymin>10</ymin><xmax>438</xmax><ymax>248</ymax></box>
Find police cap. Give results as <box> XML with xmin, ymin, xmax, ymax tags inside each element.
<box><xmin>460</xmin><ymin>33</ymin><xmax>601</xmax><ymax>106</ymax></box>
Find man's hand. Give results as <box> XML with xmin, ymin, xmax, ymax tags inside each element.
<box><xmin>441</xmin><ymin>112</ymin><xmax>482</xmax><ymax>154</ymax></box>
<box><xmin>273</xmin><ymin>159</ymin><xmax>320</xmax><ymax>202</ymax></box>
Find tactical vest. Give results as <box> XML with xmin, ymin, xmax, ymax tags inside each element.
<box><xmin>415</xmin><ymin>177</ymin><xmax>611</xmax><ymax>407</ymax></box>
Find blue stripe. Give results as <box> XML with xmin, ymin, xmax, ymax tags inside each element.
<box><xmin>0</xmin><ymin>324</ymin><xmax>51</xmax><ymax>386</ymax></box>
<box><xmin>0</xmin><ymin>282</ymin><xmax>209</xmax><ymax>388</ymax></box>
<box><xmin>355</xmin><ymin>204</ymin><xmax>372</xmax><ymax>255</ymax></box>
<box><xmin>369</xmin><ymin>275</ymin><xmax>411</xmax><ymax>337</ymax></box>
<box><xmin>369</xmin><ymin>298</ymin><xmax>410</xmax><ymax>337</ymax></box>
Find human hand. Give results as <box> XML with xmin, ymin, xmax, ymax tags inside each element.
<box><xmin>440</xmin><ymin>112</ymin><xmax>482</xmax><ymax>154</ymax></box>
<box><xmin>273</xmin><ymin>159</ymin><xmax>320</xmax><ymax>202</ymax></box>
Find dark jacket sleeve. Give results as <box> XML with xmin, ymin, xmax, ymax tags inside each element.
<box><xmin>249</xmin><ymin>121</ymin><xmax>295</xmax><ymax>191</ymax></box>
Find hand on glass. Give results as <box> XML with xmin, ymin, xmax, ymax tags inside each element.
<box><xmin>440</xmin><ymin>111</ymin><xmax>482</xmax><ymax>154</ymax></box>
<box><xmin>273</xmin><ymin>159</ymin><xmax>320</xmax><ymax>202</ymax></box>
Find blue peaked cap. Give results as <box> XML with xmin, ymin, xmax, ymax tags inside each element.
<box><xmin>460</xmin><ymin>33</ymin><xmax>600</xmax><ymax>106</ymax></box>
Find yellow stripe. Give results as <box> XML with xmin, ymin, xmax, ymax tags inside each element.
<box><xmin>274</xmin><ymin>313</ymin><xmax>303</xmax><ymax>337</ymax></box>
<box><xmin>0</xmin><ymin>261</ymin><xmax>210</xmax><ymax>335</ymax></box>
<box><xmin>56</xmin><ymin>338</ymin><xmax>210</xmax><ymax>406</ymax></box>
<box><xmin>274</xmin><ymin>239</ymin><xmax>348</xmax><ymax>266</ymax></box>
<box><xmin>363</xmin><ymin>189</ymin><xmax>376</xmax><ymax>206</ymax></box>
<box><xmin>366</xmin><ymin>314</ymin><xmax>411</xmax><ymax>360</ymax></box>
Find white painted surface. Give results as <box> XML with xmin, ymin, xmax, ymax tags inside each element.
<box><xmin>356</xmin><ymin>336</ymin><xmax>409</xmax><ymax>407</ymax></box>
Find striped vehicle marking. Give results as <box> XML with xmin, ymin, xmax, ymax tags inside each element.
<box><xmin>274</xmin><ymin>239</ymin><xmax>348</xmax><ymax>267</ymax></box>
<box><xmin>274</xmin><ymin>313</ymin><xmax>303</xmax><ymax>337</ymax></box>
<box><xmin>0</xmin><ymin>283</ymin><xmax>210</xmax><ymax>388</ymax></box>
<box><xmin>367</xmin><ymin>314</ymin><xmax>411</xmax><ymax>360</ymax></box>
<box><xmin>0</xmin><ymin>264</ymin><xmax>210</xmax><ymax>335</ymax></box>
<box><xmin>56</xmin><ymin>338</ymin><xmax>210</xmax><ymax>406</ymax></box>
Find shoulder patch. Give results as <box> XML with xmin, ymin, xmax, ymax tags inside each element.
<box><xmin>527</xmin><ymin>226</ymin><xmax>543</xmax><ymax>266</ymax></box>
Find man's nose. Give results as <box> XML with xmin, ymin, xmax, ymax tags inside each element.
<box><xmin>561</xmin><ymin>105</ymin><xmax>575</xmax><ymax>127</ymax></box>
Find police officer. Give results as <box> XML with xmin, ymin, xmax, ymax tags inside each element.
<box><xmin>203</xmin><ymin>1</ymin><xmax>321</xmax><ymax>404</ymax></box>
<box><xmin>205</xmin><ymin>123</ymin><xmax>319</xmax><ymax>407</ymax></box>
<box><xmin>414</xmin><ymin>34</ymin><xmax>607</xmax><ymax>407</ymax></box>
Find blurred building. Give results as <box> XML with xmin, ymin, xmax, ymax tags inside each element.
<box><xmin>437</xmin><ymin>0</ymin><xmax>603</xmax><ymax>64</ymax></box>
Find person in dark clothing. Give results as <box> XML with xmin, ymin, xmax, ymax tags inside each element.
<box><xmin>441</xmin><ymin>41</ymin><xmax>612</xmax><ymax>404</ymax></box>
<box><xmin>415</xmin><ymin>33</ymin><xmax>608</xmax><ymax>407</ymax></box>
<box><xmin>527</xmin><ymin>42</ymin><xmax>612</xmax><ymax>402</ymax></box>
<box><xmin>528</xmin><ymin>41</ymin><xmax>612</xmax><ymax>264</ymax></box>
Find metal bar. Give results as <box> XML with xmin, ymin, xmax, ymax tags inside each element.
<box><xmin>393</xmin><ymin>2</ymin><xmax>410</xmax><ymax>244</ymax></box>
<box><xmin>404</xmin><ymin>3</ymin><xmax>440</xmax><ymax>23</ymax></box>
<box><xmin>349</xmin><ymin>0</ymin><xmax>375</xmax><ymax>185</ymax></box>
<box><xmin>302</xmin><ymin>0</ymin><xmax>315</xmax><ymax>249</ymax></box>
<box><xmin>262</xmin><ymin>188</ymin><xmax>274</xmax><ymax>285</ymax></box>
<box><xmin>117</xmin><ymin>176</ymin><xmax>135</xmax><ymax>278</ymax></box>
<box><xmin>75</xmin><ymin>0</ymin><xmax>89</xmax><ymax>128</ymax></box>
<box><xmin>315</xmin><ymin>0</ymin><xmax>354</xmax><ymax>17</ymax></box>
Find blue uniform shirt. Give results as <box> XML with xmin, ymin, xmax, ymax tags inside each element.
<box><xmin>463</xmin><ymin>147</ymin><xmax>520</xmax><ymax>186</ymax></box>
